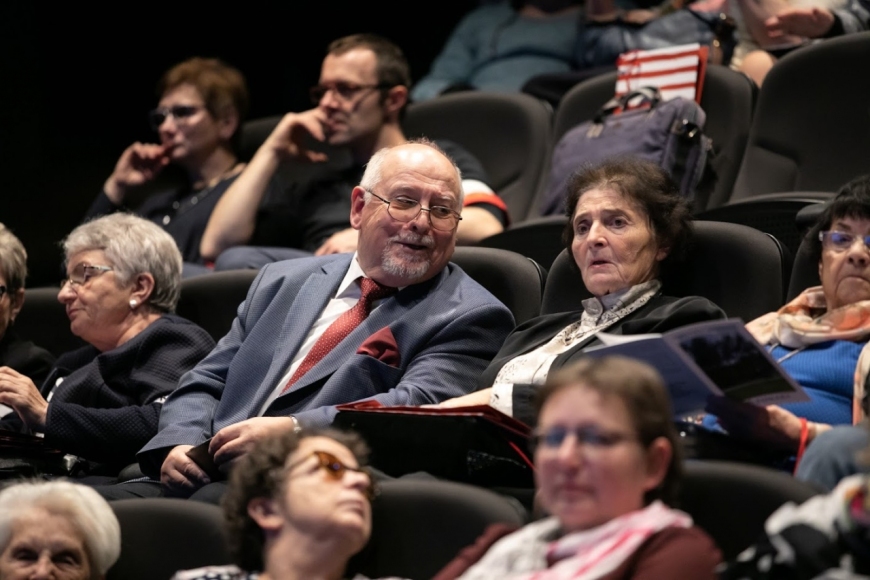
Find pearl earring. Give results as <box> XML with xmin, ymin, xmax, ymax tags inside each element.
<box><xmin>129</xmin><ymin>299</ymin><xmax>138</xmax><ymax>309</ymax></box>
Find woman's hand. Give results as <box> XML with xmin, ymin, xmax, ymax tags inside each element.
<box><xmin>706</xmin><ymin>396</ymin><xmax>810</xmax><ymax>452</ymax></box>
<box><xmin>0</xmin><ymin>367</ymin><xmax>49</xmax><ymax>431</ymax></box>
<box><xmin>103</xmin><ymin>142</ymin><xmax>170</xmax><ymax>203</ymax></box>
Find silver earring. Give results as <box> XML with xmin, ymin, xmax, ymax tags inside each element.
<box><xmin>129</xmin><ymin>299</ymin><xmax>138</xmax><ymax>309</ymax></box>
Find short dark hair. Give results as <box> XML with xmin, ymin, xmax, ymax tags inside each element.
<box><xmin>327</xmin><ymin>34</ymin><xmax>411</xmax><ymax>90</ymax></box>
<box><xmin>806</xmin><ymin>173</ymin><xmax>870</xmax><ymax>266</ymax></box>
<box><xmin>535</xmin><ymin>355</ymin><xmax>683</xmax><ymax>507</ymax></box>
<box><xmin>221</xmin><ymin>428</ymin><xmax>370</xmax><ymax>572</ymax></box>
<box><xmin>562</xmin><ymin>158</ymin><xmax>693</xmax><ymax>275</ymax></box>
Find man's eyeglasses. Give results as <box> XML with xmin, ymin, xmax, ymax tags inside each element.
<box><xmin>531</xmin><ymin>426</ymin><xmax>637</xmax><ymax>452</ymax></box>
<box><xmin>309</xmin><ymin>82</ymin><xmax>392</xmax><ymax>104</ymax></box>
<box><xmin>148</xmin><ymin>105</ymin><xmax>204</xmax><ymax>130</ymax></box>
<box><xmin>819</xmin><ymin>230</ymin><xmax>870</xmax><ymax>252</ymax></box>
<box><xmin>367</xmin><ymin>191</ymin><xmax>462</xmax><ymax>232</ymax></box>
<box><xmin>60</xmin><ymin>264</ymin><xmax>114</xmax><ymax>290</ymax></box>
<box><xmin>286</xmin><ymin>450</ymin><xmax>376</xmax><ymax>501</ymax></box>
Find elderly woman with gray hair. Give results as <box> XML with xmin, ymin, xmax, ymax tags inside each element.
<box><xmin>0</xmin><ymin>479</ymin><xmax>121</xmax><ymax>579</ymax></box>
<box><xmin>0</xmin><ymin>213</ymin><xmax>215</xmax><ymax>476</ymax></box>
<box><xmin>0</xmin><ymin>223</ymin><xmax>54</xmax><ymax>387</ymax></box>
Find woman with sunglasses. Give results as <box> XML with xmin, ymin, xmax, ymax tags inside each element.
<box><xmin>434</xmin><ymin>356</ymin><xmax>720</xmax><ymax>580</ymax></box>
<box><xmin>172</xmin><ymin>428</ymin><xmax>374</xmax><ymax>580</ymax></box>
<box><xmin>0</xmin><ymin>213</ymin><xmax>214</xmax><ymax>479</ymax></box>
<box><xmin>85</xmin><ymin>57</ymin><xmax>248</xmax><ymax>276</ymax></box>
<box><xmin>705</xmin><ymin>174</ymin><xmax>870</xmax><ymax>473</ymax></box>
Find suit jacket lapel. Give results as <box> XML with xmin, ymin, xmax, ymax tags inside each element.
<box><xmin>279</xmin><ymin>269</ymin><xmax>443</xmax><ymax>394</ymax></box>
<box><xmin>260</xmin><ymin>258</ymin><xmax>349</xmax><ymax>399</ymax></box>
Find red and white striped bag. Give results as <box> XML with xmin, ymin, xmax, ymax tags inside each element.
<box><xmin>616</xmin><ymin>43</ymin><xmax>709</xmax><ymax>106</ymax></box>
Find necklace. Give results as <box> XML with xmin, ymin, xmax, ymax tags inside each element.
<box><xmin>767</xmin><ymin>342</ymin><xmax>808</xmax><ymax>364</ymax></box>
<box><xmin>161</xmin><ymin>162</ymin><xmax>243</xmax><ymax>226</ymax></box>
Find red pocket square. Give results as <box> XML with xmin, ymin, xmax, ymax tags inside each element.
<box><xmin>356</xmin><ymin>326</ymin><xmax>401</xmax><ymax>367</ymax></box>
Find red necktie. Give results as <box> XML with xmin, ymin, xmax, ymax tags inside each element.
<box><xmin>281</xmin><ymin>277</ymin><xmax>396</xmax><ymax>393</ymax></box>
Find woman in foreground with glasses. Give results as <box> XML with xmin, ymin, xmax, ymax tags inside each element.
<box><xmin>172</xmin><ymin>428</ymin><xmax>374</xmax><ymax>580</ymax></box>
<box><xmin>0</xmin><ymin>223</ymin><xmax>54</xmax><ymax>388</ymax></box>
<box><xmin>434</xmin><ymin>356</ymin><xmax>720</xmax><ymax>579</ymax></box>
<box><xmin>705</xmin><ymin>174</ymin><xmax>870</xmax><ymax>477</ymax></box>
<box><xmin>85</xmin><ymin>57</ymin><xmax>248</xmax><ymax>276</ymax></box>
<box><xmin>0</xmin><ymin>213</ymin><xmax>214</xmax><ymax>479</ymax></box>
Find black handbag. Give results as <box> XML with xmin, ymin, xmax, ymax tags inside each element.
<box><xmin>333</xmin><ymin>402</ymin><xmax>534</xmax><ymax>488</ymax></box>
<box><xmin>0</xmin><ymin>431</ymin><xmax>70</xmax><ymax>479</ymax></box>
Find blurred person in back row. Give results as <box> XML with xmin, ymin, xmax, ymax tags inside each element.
<box><xmin>87</xmin><ymin>57</ymin><xmax>249</xmax><ymax>275</ymax></box>
<box><xmin>0</xmin><ymin>223</ymin><xmax>54</xmax><ymax>391</ymax></box>
<box><xmin>200</xmin><ymin>33</ymin><xmax>509</xmax><ymax>272</ymax></box>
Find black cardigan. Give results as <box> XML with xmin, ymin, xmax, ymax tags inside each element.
<box><xmin>1</xmin><ymin>314</ymin><xmax>215</xmax><ymax>469</ymax></box>
<box><xmin>478</xmin><ymin>293</ymin><xmax>727</xmax><ymax>426</ymax></box>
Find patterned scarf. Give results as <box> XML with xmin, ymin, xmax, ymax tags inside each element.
<box><xmin>745</xmin><ymin>286</ymin><xmax>870</xmax><ymax>424</ymax></box>
<box><xmin>459</xmin><ymin>501</ymin><xmax>692</xmax><ymax>580</ymax></box>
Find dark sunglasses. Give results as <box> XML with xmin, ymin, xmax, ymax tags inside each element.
<box><xmin>148</xmin><ymin>105</ymin><xmax>204</xmax><ymax>130</ymax></box>
<box><xmin>309</xmin><ymin>82</ymin><xmax>392</xmax><ymax>104</ymax></box>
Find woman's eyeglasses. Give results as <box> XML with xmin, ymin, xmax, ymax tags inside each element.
<box><xmin>531</xmin><ymin>426</ymin><xmax>637</xmax><ymax>452</ymax></box>
<box><xmin>819</xmin><ymin>230</ymin><xmax>870</xmax><ymax>252</ymax></box>
<box><xmin>148</xmin><ymin>105</ymin><xmax>204</xmax><ymax>130</ymax></box>
<box><xmin>286</xmin><ymin>450</ymin><xmax>376</xmax><ymax>500</ymax></box>
<box><xmin>60</xmin><ymin>264</ymin><xmax>114</xmax><ymax>290</ymax></box>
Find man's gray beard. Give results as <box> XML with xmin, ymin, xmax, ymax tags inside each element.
<box><xmin>380</xmin><ymin>247</ymin><xmax>432</xmax><ymax>281</ymax></box>
<box><xmin>380</xmin><ymin>251</ymin><xmax>431</xmax><ymax>281</ymax></box>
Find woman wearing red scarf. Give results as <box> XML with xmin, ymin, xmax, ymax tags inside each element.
<box><xmin>435</xmin><ymin>356</ymin><xmax>721</xmax><ymax>580</ymax></box>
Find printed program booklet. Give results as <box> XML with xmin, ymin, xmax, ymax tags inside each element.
<box><xmin>584</xmin><ymin>318</ymin><xmax>810</xmax><ymax>417</ymax></box>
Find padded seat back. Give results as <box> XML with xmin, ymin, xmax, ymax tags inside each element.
<box><xmin>451</xmin><ymin>247</ymin><xmax>546</xmax><ymax>325</ymax></box>
<box><xmin>680</xmin><ymin>460</ymin><xmax>821</xmax><ymax>560</ymax></box>
<box><xmin>108</xmin><ymin>498</ymin><xmax>231</xmax><ymax>580</ymax></box>
<box><xmin>730</xmin><ymin>32</ymin><xmax>870</xmax><ymax>202</ymax></box>
<box><xmin>347</xmin><ymin>477</ymin><xmax>528</xmax><ymax>580</ymax></box>
<box><xmin>404</xmin><ymin>91</ymin><xmax>554</xmax><ymax>223</ymax></box>
<box><xmin>15</xmin><ymin>286</ymin><xmax>84</xmax><ymax>357</ymax></box>
<box><xmin>176</xmin><ymin>269</ymin><xmax>259</xmax><ymax>342</ymax></box>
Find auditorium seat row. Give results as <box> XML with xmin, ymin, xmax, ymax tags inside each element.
<box><xmin>18</xmin><ymin>216</ymin><xmax>819</xmax><ymax>361</ymax></box>
<box><xmin>105</xmin><ymin>459</ymin><xmax>821</xmax><ymax>580</ymax></box>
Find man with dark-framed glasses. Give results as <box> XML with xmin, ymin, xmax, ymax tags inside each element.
<box><xmin>198</xmin><ymin>33</ymin><xmax>509</xmax><ymax>271</ymax></box>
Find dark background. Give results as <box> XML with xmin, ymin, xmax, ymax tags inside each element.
<box><xmin>1</xmin><ymin>2</ymin><xmax>479</xmax><ymax>287</ymax></box>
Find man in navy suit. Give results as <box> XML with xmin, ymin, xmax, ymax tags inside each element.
<box><xmin>104</xmin><ymin>139</ymin><xmax>514</xmax><ymax>500</ymax></box>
